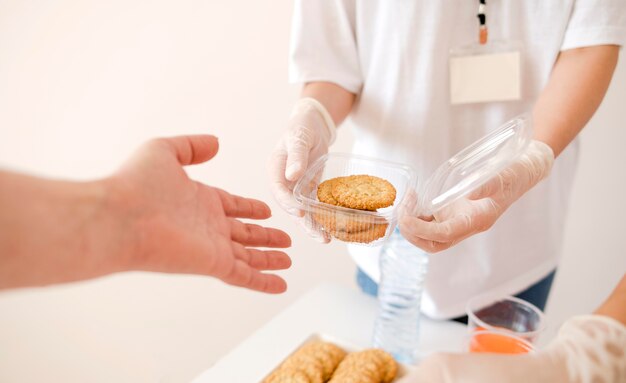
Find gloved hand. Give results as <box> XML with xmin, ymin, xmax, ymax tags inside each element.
<box><xmin>396</xmin><ymin>314</ymin><xmax>626</xmax><ymax>383</ymax></box>
<box><xmin>269</xmin><ymin>98</ymin><xmax>336</xmax><ymax>240</ymax></box>
<box><xmin>399</xmin><ymin>140</ymin><xmax>554</xmax><ymax>253</ymax></box>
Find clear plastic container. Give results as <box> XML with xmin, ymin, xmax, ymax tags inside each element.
<box><xmin>420</xmin><ymin>114</ymin><xmax>532</xmax><ymax>216</ymax></box>
<box><xmin>293</xmin><ymin>153</ymin><xmax>417</xmax><ymax>246</ymax></box>
<box><xmin>292</xmin><ymin>114</ymin><xmax>531</xmax><ymax>245</ymax></box>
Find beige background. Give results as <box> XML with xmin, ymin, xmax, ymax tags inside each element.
<box><xmin>0</xmin><ymin>1</ymin><xmax>624</xmax><ymax>382</ymax></box>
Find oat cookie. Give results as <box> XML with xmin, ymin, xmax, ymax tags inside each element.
<box><xmin>314</xmin><ymin>175</ymin><xmax>394</xmax><ymax>242</ymax></box>
<box><xmin>317</xmin><ymin>178</ymin><xmax>340</xmax><ymax>205</ymax></box>
<box><xmin>331</xmin><ymin>223</ymin><xmax>388</xmax><ymax>244</ymax></box>
<box><xmin>282</xmin><ymin>353</ymin><xmax>324</xmax><ymax>383</ymax></box>
<box><xmin>313</xmin><ymin>210</ymin><xmax>385</xmax><ymax>234</ymax></box>
<box><xmin>329</xmin><ymin>351</ymin><xmax>381</xmax><ymax>383</ymax></box>
<box><xmin>264</xmin><ymin>369</ymin><xmax>310</xmax><ymax>383</ymax></box>
<box><xmin>264</xmin><ymin>341</ymin><xmax>346</xmax><ymax>383</ymax></box>
<box><xmin>328</xmin><ymin>348</ymin><xmax>397</xmax><ymax>383</ymax></box>
<box><xmin>367</xmin><ymin>349</ymin><xmax>397</xmax><ymax>383</ymax></box>
<box><xmin>331</xmin><ymin>175</ymin><xmax>396</xmax><ymax>210</ymax></box>
<box><xmin>302</xmin><ymin>342</ymin><xmax>347</xmax><ymax>378</ymax></box>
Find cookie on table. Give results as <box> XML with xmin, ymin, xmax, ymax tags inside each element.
<box><xmin>328</xmin><ymin>348</ymin><xmax>397</xmax><ymax>383</ymax></box>
<box><xmin>330</xmin><ymin>351</ymin><xmax>381</xmax><ymax>382</ymax></box>
<box><xmin>330</xmin><ymin>371</ymin><xmax>379</xmax><ymax>383</ymax></box>
<box><xmin>300</xmin><ymin>341</ymin><xmax>347</xmax><ymax>379</ymax></box>
<box><xmin>331</xmin><ymin>175</ymin><xmax>396</xmax><ymax>211</ymax></box>
<box><xmin>263</xmin><ymin>340</ymin><xmax>346</xmax><ymax>383</ymax></box>
<box><xmin>264</xmin><ymin>369</ymin><xmax>310</xmax><ymax>383</ymax></box>
<box><xmin>366</xmin><ymin>349</ymin><xmax>398</xmax><ymax>383</ymax></box>
<box><xmin>282</xmin><ymin>352</ymin><xmax>324</xmax><ymax>383</ymax></box>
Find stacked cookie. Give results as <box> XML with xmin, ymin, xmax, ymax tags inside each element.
<box><xmin>264</xmin><ymin>341</ymin><xmax>347</xmax><ymax>383</ymax></box>
<box><xmin>315</xmin><ymin>175</ymin><xmax>396</xmax><ymax>243</ymax></box>
<box><xmin>329</xmin><ymin>349</ymin><xmax>398</xmax><ymax>383</ymax></box>
<box><xmin>263</xmin><ymin>341</ymin><xmax>398</xmax><ymax>383</ymax></box>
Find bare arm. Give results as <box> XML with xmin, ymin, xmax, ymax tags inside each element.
<box><xmin>0</xmin><ymin>136</ymin><xmax>292</xmax><ymax>293</ymax></box>
<box><xmin>0</xmin><ymin>172</ymin><xmax>120</xmax><ymax>288</ymax></box>
<box><xmin>594</xmin><ymin>273</ymin><xmax>626</xmax><ymax>326</ymax></box>
<box><xmin>398</xmin><ymin>45</ymin><xmax>620</xmax><ymax>253</ymax></box>
<box><xmin>301</xmin><ymin>82</ymin><xmax>356</xmax><ymax>126</ymax></box>
<box><xmin>534</xmin><ymin>45</ymin><xmax>619</xmax><ymax>157</ymax></box>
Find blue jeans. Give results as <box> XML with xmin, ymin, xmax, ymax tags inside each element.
<box><xmin>356</xmin><ymin>268</ymin><xmax>557</xmax><ymax>323</ymax></box>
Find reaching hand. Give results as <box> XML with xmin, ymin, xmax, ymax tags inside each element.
<box><xmin>397</xmin><ymin>315</ymin><xmax>626</xmax><ymax>383</ymax></box>
<box><xmin>106</xmin><ymin>135</ymin><xmax>292</xmax><ymax>293</ymax></box>
<box><xmin>399</xmin><ymin>140</ymin><xmax>554</xmax><ymax>253</ymax></box>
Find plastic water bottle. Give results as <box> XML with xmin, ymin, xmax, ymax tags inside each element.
<box><xmin>372</xmin><ymin>228</ymin><xmax>429</xmax><ymax>364</ymax></box>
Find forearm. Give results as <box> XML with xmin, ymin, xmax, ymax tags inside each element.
<box><xmin>533</xmin><ymin>45</ymin><xmax>619</xmax><ymax>157</ymax></box>
<box><xmin>0</xmin><ymin>171</ymin><xmax>124</xmax><ymax>289</ymax></box>
<box><xmin>302</xmin><ymin>82</ymin><xmax>356</xmax><ymax>126</ymax></box>
<box><xmin>594</xmin><ymin>273</ymin><xmax>626</xmax><ymax>326</ymax></box>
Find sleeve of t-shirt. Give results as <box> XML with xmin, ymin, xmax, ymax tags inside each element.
<box><xmin>289</xmin><ymin>0</ymin><xmax>362</xmax><ymax>94</ymax></box>
<box><xmin>561</xmin><ymin>0</ymin><xmax>626</xmax><ymax>50</ymax></box>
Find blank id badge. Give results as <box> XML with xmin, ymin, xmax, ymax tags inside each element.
<box><xmin>449</xmin><ymin>41</ymin><xmax>522</xmax><ymax>105</ymax></box>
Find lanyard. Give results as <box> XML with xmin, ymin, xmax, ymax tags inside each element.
<box><xmin>477</xmin><ymin>0</ymin><xmax>488</xmax><ymax>44</ymax></box>
<box><xmin>450</xmin><ymin>1</ymin><xmax>521</xmax><ymax>105</ymax></box>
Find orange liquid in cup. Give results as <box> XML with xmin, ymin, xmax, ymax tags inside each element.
<box><xmin>469</xmin><ymin>331</ymin><xmax>533</xmax><ymax>354</ymax></box>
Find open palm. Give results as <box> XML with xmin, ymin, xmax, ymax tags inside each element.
<box><xmin>109</xmin><ymin>135</ymin><xmax>292</xmax><ymax>293</ymax></box>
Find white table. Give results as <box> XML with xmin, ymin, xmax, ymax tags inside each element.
<box><xmin>192</xmin><ymin>283</ymin><xmax>467</xmax><ymax>382</ymax></box>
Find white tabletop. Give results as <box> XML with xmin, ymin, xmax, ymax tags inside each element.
<box><xmin>192</xmin><ymin>282</ymin><xmax>467</xmax><ymax>382</ymax></box>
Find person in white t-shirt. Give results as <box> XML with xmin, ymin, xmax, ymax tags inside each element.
<box><xmin>269</xmin><ymin>0</ymin><xmax>626</xmax><ymax>320</ymax></box>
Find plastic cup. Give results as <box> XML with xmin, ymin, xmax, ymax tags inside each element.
<box><xmin>466</xmin><ymin>295</ymin><xmax>545</xmax><ymax>344</ymax></box>
<box><xmin>467</xmin><ymin>330</ymin><xmax>534</xmax><ymax>354</ymax></box>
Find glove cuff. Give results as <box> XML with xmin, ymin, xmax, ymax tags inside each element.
<box><xmin>293</xmin><ymin>97</ymin><xmax>337</xmax><ymax>145</ymax></box>
<box><xmin>548</xmin><ymin>314</ymin><xmax>626</xmax><ymax>383</ymax></box>
<box><xmin>530</xmin><ymin>139</ymin><xmax>555</xmax><ymax>171</ymax></box>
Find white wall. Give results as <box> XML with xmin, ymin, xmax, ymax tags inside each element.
<box><xmin>0</xmin><ymin>1</ymin><xmax>624</xmax><ymax>382</ymax></box>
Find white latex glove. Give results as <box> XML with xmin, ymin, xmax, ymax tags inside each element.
<box><xmin>397</xmin><ymin>315</ymin><xmax>626</xmax><ymax>383</ymax></box>
<box><xmin>269</xmin><ymin>98</ymin><xmax>336</xmax><ymax>240</ymax></box>
<box><xmin>399</xmin><ymin>140</ymin><xmax>554</xmax><ymax>253</ymax></box>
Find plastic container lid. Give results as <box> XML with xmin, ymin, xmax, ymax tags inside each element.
<box><xmin>420</xmin><ymin>114</ymin><xmax>532</xmax><ymax>216</ymax></box>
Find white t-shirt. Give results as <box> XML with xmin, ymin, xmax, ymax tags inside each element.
<box><xmin>289</xmin><ymin>0</ymin><xmax>626</xmax><ymax>319</ymax></box>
